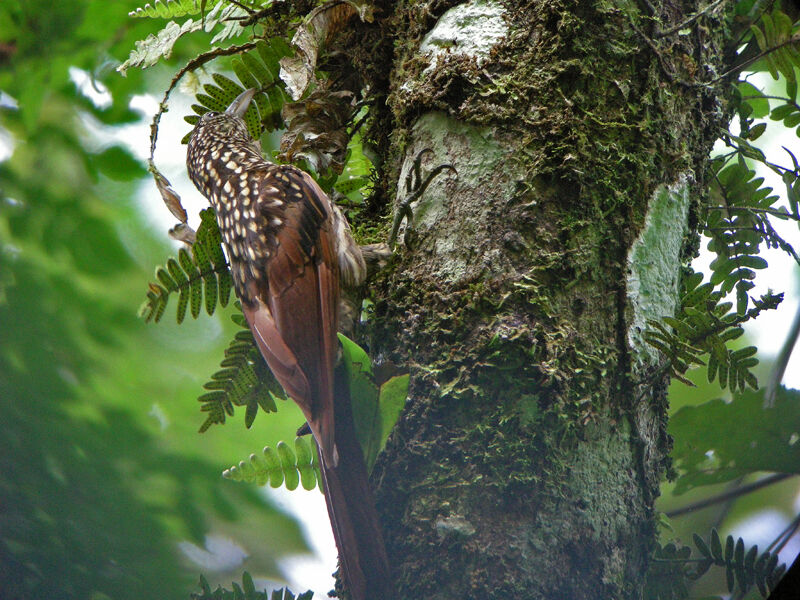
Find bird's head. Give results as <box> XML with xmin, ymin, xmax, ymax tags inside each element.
<box><xmin>186</xmin><ymin>88</ymin><xmax>258</xmax><ymax>188</ymax></box>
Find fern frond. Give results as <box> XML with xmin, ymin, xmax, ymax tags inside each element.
<box><xmin>192</xmin><ymin>572</ymin><xmax>313</xmax><ymax>600</ymax></box>
<box><xmin>119</xmin><ymin>3</ymin><xmax>245</xmax><ymax>74</ymax></box>
<box><xmin>140</xmin><ymin>208</ymin><xmax>232</xmax><ymax>324</ymax></box>
<box><xmin>182</xmin><ymin>38</ymin><xmax>292</xmax><ymax>143</ymax></box>
<box><xmin>747</xmin><ymin>8</ymin><xmax>799</xmax><ymax>83</ymax></box>
<box><xmin>644</xmin><ymin>270</ymin><xmax>782</xmax><ymax>392</ymax></box>
<box><xmin>646</xmin><ymin>531</ymin><xmax>785</xmax><ymax>599</ymax></box>
<box><xmin>694</xmin><ymin>529</ymin><xmax>785</xmax><ymax>597</ymax></box>
<box><xmin>210</xmin><ymin>3</ymin><xmax>269</xmax><ymax>45</ymax></box>
<box><xmin>197</xmin><ymin>306</ymin><xmax>287</xmax><ymax>432</ymax></box>
<box><xmin>118</xmin><ymin>18</ymin><xmax>202</xmax><ymax>75</ymax></box>
<box><xmin>706</xmin><ymin>160</ymin><xmax>777</xmax><ymax>314</ymax></box>
<box><xmin>129</xmin><ymin>0</ymin><xmax>210</xmax><ymax>19</ymax></box>
<box><xmin>222</xmin><ymin>437</ymin><xmax>321</xmax><ymax>491</ymax></box>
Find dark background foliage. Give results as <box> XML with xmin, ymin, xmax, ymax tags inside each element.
<box><xmin>0</xmin><ymin>2</ymin><xmax>317</xmax><ymax>598</ymax></box>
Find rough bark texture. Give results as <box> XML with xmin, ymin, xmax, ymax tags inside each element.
<box><xmin>345</xmin><ymin>1</ymin><xmax>733</xmax><ymax>597</ymax></box>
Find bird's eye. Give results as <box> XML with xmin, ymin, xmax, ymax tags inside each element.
<box><xmin>202</xmin><ymin>111</ymin><xmax>219</xmax><ymax>121</ymax></box>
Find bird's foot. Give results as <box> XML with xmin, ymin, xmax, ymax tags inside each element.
<box><xmin>389</xmin><ymin>148</ymin><xmax>457</xmax><ymax>249</ymax></box>
<box><xmin>360</xmin><ymin>242</ymin><xmax>393</xmax><ymax>278</ymax></box>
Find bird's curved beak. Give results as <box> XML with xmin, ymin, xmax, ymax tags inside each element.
<box><xmin>225</xmin><ymin>88</ymin><xmax>256</xmax><ymax>118</ymax></box>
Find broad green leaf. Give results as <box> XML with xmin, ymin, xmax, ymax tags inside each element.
<box><xmin>737</xmin><ymin>81</ymin><xmax>770</xmax><ymax>118</ymax></box>
<box><xmin>748</xmin><ymin>122</ymin><xmax>767</xmax><ymax>140</ymax></box>
<box><xmin>337</xmin><ymin>333</ymin><xmax>380</xmax><ymax>465</ymax></box>
<box><xmin>337</xmin><ymin>334</ymin><xmax>408</xmax><ymax>472</ymax></box>
<box><xmin>90</xmin><ymin>146</ymin><xmax>148</xmax><ymax>181</ymax></box>
<box><xmin>670</xmin><ymin>386</ymin><xmax>800</xmax><ymax>494</ymax></box>
<box><xmin>374</xmin><ymin>374</ymin><xmax>409</xmax><ymax>470</ymax></box>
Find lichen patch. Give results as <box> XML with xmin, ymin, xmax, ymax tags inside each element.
<box><xmin>417</xmin><ymin>0</ymin><xmax>507</xmax><ymax>75</ymax></box>
<box><xmin>626</xmin><ymin>175</ymin><xmax>692</xmax><ymax>368</ymax></box>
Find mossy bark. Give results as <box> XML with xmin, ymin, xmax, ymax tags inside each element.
<box><xmin>351</xmin><ymin>1</ymin><xmax>732</xmax><ymax>597</ymax></box>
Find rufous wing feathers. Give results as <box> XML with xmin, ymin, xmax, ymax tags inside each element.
<box><xmin>243</xmin><ymin>167</ymin><xmax>341</xmax><ymax>466</ymax></box>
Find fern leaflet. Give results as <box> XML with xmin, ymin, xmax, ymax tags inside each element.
<box><xmin>223</xmin><ymin>437</ymin><xmax>321</xmax><ymax>491</ymax></box>
<box><xmin>198</xmin><ymin>306</ymin><xmax>287</xmax><ymax>432</ymax></box>
<box><xmin>182</xmin><ymin>38</ymin><xmax>293</xmax><ymax>143</ymax></box>
<box><xmin>192</xmin><ymin>572</ymin><xmax>313</xmax><ymax>600</ymax></box>
<box><xmin>645</xmin><ymin>529</ymin><xmax>785</xmax><ymax>599</ymax></box>
<box><xmin>140</xmin><ymin>208</ymin><xmax>233</xmax><ymax>324</ymax></box>
<box><xmin>644</xmin><ymin>270</ymin><xmax>782</xmax><ymax>391</ymax></box>
<box><xmin>747</xmin><ymin>7</ymin><xmax>800</xmax><ymax>83</ymax></box>
<box><xmin>129</xmin><ymin>0</ymin><xmax>210</xmax><ymax>19</ymax></box>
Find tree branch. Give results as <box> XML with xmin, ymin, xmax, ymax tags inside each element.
<box><xmin>666</xmin><ymin>473</ymin><xmax>793</xmax><ymax>518</ymax></box>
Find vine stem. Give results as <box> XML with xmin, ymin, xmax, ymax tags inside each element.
<box><xmin>666</xmin><ymin>473</ymin><xmax>793</xmax><ymax>518</ymax></box>
<box><xmin>145</xmin><ymin>42</ymin><xmax>257</xmax><ymax>224</ymax></box>
<box><xmin>148</xmin><ymin>41</ymin><xmax>257</xmax><ymax>163</ymax></box>
<box><xmin>702</xmin><ymin>34</ymin><xmax>800</xmax><ymax>86</ymax></box>
<box><xmin>654</xmin><ymin>0</ymin><xmax>730</xmax><ymax>39</ymax></box>
<box><xmin>767</xmin><ymin>512</ymin><xmax>800</xmax><ymax>555</ymax></box>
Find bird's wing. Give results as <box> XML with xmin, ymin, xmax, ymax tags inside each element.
<box><xmin>243</xmin><ymin>165</ymin><xmax>340</xmax><ymax>464</ymax></box>
<box><xmin>241</xmin><ymin>298</ymin><xmax>311</xmax><ymax>404</ymax></box>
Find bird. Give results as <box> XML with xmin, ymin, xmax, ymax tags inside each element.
<box><xmin>186</xmin><ymin>88</ymin><xmax>394</xmax><ymax>600</ymax></box>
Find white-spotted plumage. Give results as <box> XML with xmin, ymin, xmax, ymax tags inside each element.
<box><xmin>186</xmin><ymin>110</ymin><xmax>366</xmax><ymax>306</ymax></box>
<box><xmin>186</xmin><ymin>93</ymin><xmax>393</xmax><ymax>600</ymax></box>
<box><xmin>186</xmin><ymin>107</ymin><xmax>367</xmax><ymax>453</ymax></box>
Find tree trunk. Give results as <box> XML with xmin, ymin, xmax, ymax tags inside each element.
<box><xmin>356</xmin><ymin>1</ymin><xmax>731</xmax><ymax>597</ymax></box>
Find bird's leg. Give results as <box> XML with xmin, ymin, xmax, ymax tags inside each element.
<box><xmin>389</xmin><ymin>148</ymin><xmax>457</xmax><ymax>249</ymax></box>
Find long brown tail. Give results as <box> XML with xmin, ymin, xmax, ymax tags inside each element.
<box><xmin>317</xmin><ymin>366</ymin><xmax>395</xmax><ymax>600</ymax></box>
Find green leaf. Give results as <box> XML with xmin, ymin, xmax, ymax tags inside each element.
<box><xmin>196</xmin><ymin>308</ymin><xmax>285</xmax><ymax>432</ymax></box>
<box><xmin>670</xmin><ymin>386</ymin><xmax>800</xmax><ymax>493</ymax></box>
<box><xmin>336</xmin><ymin>334</ymin><xmax>408</xmax><ymax>472</ymax></box>
<box><xmin>177</xmin><ymin>287</ymin><xmax>189</xmax><ymax>324</ymax></box>
<box><xmin>90</xmin><ymin>146</ymin><xmax>147</xmax><ymax>181</ymax></box>
<box><xmin>156</xmin><ymin>267</ymin><xmax>177</xmax><ymax>292</ymax></box>
<box><xmin>277</xmin><ymin>441</ymin><xmax>300</xmax><ymax>491</ymax></box>
<box><xmin>770</xmin><ymin>103</ymin><xmax>797</xmax><ymax>121</ymax></box>
<box><xmin>376</xmin><ymin>374</ymin><xmax>408</xmax><ymax>462</ymax></box>
<box><xmin>694</xmin><ymin>533</ymin><xmax>711</xmax><ymax>558</ymax></box>
<box><xmin>129</xmin><ymin>0</ymin><xmax>209</xmax><ymax>18</ymax></box>
<box><xmin>748</xmin><ymin>122</ymin><xmax>767</xmax><ymax>140</ymax></box>
<box><xmin>789</xmin><ymin>78</ymin><xmax>800</xmax><ymax>103</ymax></box>
<box><xmin>710</xmin><ymin>528</ymin><xmax>722</xmax><ymax>560</ymax></box>
<box><xmin>337</xmin><ymin>333</ymin><xmax>380</xmax><ymax>462</ymax></box>
<box><xmin>737</xmin><ymin>81</ymin><xmax>770</xmax><ymax>118</ymax></box>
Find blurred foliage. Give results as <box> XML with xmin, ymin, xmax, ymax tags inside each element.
<box><xmin>0</xmin><ymin>1</ymin><xmax>312</xmax><ymax>598</ymax></box>
<box><xmin>192</xmin><ymin>572</ymin><xmax>313</xmax><ymax>600</ymax></box>
<box><xmin>646</xmin><ymin>530</ymin><xmax>785</xmax><ymax>600</ymax></box>
<box><xmin>670</xmin><ymin>387</ymin><xmax>800</xmax><ymax>494</ymax></box>
<box><xmin>221</xmin><ymin>342</ymin><xmax>409</xmax><ymax>491</ymax></box>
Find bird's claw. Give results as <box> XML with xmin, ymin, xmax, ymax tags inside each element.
<box><xmin>389</xmin><ymin>148</ymin><xmax>457</xmax><ymax>249</ymax></box>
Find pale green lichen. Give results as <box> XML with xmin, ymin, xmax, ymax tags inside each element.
<box><xmin>395</xmin><ymin>111</ymin><xmax>507</xmax><ymax>282</ymax></box>
<box><xmin>435</xmin><ymin>514</ymin><xmax>477</xmax><ymax>540</ymax></box>
<box><xmin>418</xmin><ymin>0</ymin><xmax>507</xmax><ymax>66</ymax></box>
<box><xmin>397</xmin><ymin>0</ymin><xmax>508</xmax><ymax>95</ymax></box>
<box><xmin>626</xmin><ymin>176</ymin><xmax>692</xmax><ymax>367</ymax></box>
